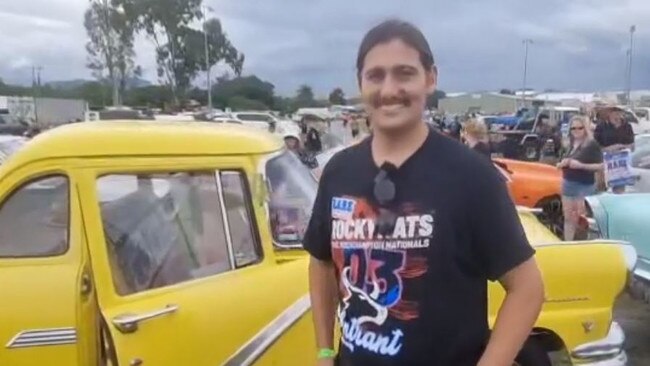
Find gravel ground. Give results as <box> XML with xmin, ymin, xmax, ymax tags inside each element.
<box><xmin>615</xmin><ymin>294</ymin><xmax>650</xmax><ymax>365</ymax></box>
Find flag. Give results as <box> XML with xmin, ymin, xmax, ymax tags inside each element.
<box><xmin>630</xmin><ymin>25</ymin><xmax>636</xmax><ymax>33</ymax></box>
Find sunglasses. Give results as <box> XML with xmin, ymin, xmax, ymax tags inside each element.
<box><xmin>374</xmin><ymin>163</ymin><xmax>398</xmax><ymax>237</ymax></box>
<box><xmin>570</xmin><ymin>126</ymin><xmax>585</xmax><ymax>131</ymax></box>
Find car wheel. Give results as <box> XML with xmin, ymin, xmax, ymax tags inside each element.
<box><xmin>522</xmin><ymin>140</ymin><xmax>541</xmax><ymax>161</ymax></box>
<box><xmin>514</xmin><ymin>338</ymin><xmax>552</xmax><ymax>366</ymax></box>
<box><xmin>537</xmin><ymin>197</ymin><xmax>564</xmax><ymax>238</ymax></box>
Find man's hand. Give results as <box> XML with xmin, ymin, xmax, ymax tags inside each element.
<box><xmin>478</xmin><ymin>257</ymin><xmax>544</xmax><ymax>366</ymax></box>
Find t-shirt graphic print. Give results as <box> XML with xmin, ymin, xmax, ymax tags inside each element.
<box><xmin>331</xmin><ymin>195</ymin><xmax>433</xmax><ymax>358</ymax></box>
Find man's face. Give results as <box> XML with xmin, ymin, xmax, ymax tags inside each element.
<box><xmin>609</xmin><ymin>111</ymin><xmax>624</xmax><ymax>126</ymax></box>
<box><xmin>359</xmin><ymin>39</ymin><xmax>436</xmax><ymax>131</ymax></box>
<box><xmin>284</xmin><ymin>137</ymin><xmax>299</xmax><ymax>151</ymax></box>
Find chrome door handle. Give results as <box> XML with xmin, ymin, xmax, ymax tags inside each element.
<box><xmin>112</xmin><ymin>304</ymin><xmax>179</xmax><ymax>334</ymax></box>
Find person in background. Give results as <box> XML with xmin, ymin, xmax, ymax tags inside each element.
<box><xmin>594</xmin><ymin>108</ymin><xmax>635</xmax><ymax>193</ymax></box>
<box><xmin>349</xmin><ymin>115</ymin><xmax>360</xmax><ymax>139</ymax></box>
<box><xmin>304</xmin><ymin>124</ymin><xmax>323</xmax><ymax>153</ymax></box>
<box><xmin>461</xmin><ymin>118</ymin><xmax>491</xmax><ymax>158</ymax></box>
<box><xmin>284</xmin><ymin>133</ymin><xmax>318</xmax><ymax>169</ymax></box>
<box><xmin>447</xmin><ymin>116</ymin><xmax>462</xmax><ymax>141</ymax></box>
<box><xmin>557</xmin><ymin>116</ymin><xmax>603</xmax><ymax>241</ymax></box>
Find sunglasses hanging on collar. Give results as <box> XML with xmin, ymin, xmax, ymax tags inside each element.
<box><xmin>373</xmin><ymin>162</ymin><xmax>398</xmax><ymax>237</ymax></box>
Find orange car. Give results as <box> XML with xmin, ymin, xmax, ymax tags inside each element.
<box><xmin>494</xmin><ymin>158</ymin><xmax>563</xmax><ymax>235</ymax></box>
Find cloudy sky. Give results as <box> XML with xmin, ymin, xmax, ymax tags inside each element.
<box><xmin>0</xmin><ymin>0</ymin><xmax>648</xmax><ymax>96</ymax></box>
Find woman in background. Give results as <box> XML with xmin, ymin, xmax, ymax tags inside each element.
<box><xmin>557</xmin><ymin>115</ymin><xmax>603</xmax><ymax>241</ymax></box>
<box><xmin>461</xmin><ymin>118</ymin><xmax>491</xmax><ymax>158</ymax></box>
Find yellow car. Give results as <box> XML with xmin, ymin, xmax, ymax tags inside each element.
<box><xmin>0</xmin><ymin>121</ymin><xmax>634</xmax><ymax>366</ymax></box>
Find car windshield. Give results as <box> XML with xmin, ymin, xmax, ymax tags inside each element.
<box><xmin>236</xmin><ymin>114</ymin><xmax>271</xmax><ymax>122</ymax></box>
<box><xmin>265</xmin><ymin>150</ymin><xmax>318</xmax><ymax>246</ymax></box>
<box><xmin>635</xmin><ymin>109</ymin><xmax>649</xmax><ymax>119</ymax></box>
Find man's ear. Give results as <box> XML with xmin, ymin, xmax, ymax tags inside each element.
<box><xmin>426</xmin><ymin>65</ymin><xmax>438</xmax><ymax>94</ymax></box>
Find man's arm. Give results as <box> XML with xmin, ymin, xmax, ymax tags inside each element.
<box><xmin>309</xmin><ymin>258</ymin><xmax>339</xmax><ymax>351</ymax></box>
<box><xmin>478</xmin><ymin>258</ymin><xmax>545</xmax><ymax>366</ymax></box>
<box><xmin>468</xmin><ymin>157</ymin><xmax>544</xmax><ymax>366</ymax></box>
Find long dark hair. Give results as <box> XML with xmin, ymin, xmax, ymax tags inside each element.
<box><xmin>356</xmin><ymin>19</ymin><xmax>435</xmax><ymax>83</ymax></box>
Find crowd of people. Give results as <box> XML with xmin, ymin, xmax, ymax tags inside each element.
<box><xmin>450</xmin><ymin>107</ymin><xmax>635</xmax><ymax>242</ymax></box>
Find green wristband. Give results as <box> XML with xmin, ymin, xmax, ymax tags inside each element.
<box><xmin>317</xmin><ymin>348</ymin><xmax>336</xmax><ymax>359</ymax></box>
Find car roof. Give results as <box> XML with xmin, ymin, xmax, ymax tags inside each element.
<box><xmin>0</xmin><ymin>135</ymin><xmax>24</xmax><ymax>143</ymax></box>
<box><xmin>0</xmin><ymin>121</ymin><xmax>283</xmax><ymax>171</ymax></box>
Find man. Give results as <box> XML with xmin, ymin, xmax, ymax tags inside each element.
<box><xmin>304</xmin><ymin>20</ymin><xmax>544</xmax><ymax>366</ymax></box>
<box><xmin>284</xmin><ymin>133</ymin><xmax>318</xmax><ymax>169</ymax></box>
<box><xmin>594</xmin><ymin>108</ymin><xmax>635</xmax><ymax>193</ymax></box>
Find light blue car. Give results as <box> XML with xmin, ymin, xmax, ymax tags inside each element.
<box><xmin>585</xmin><ymin>193</ymin><xmax>650</xmax><ymax>302</ymax></box>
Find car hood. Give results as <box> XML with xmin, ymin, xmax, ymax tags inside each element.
<box><xmin>495</xmin><ymin>158</ymin><xmax>561</xmax><ymax>178</ymax></box>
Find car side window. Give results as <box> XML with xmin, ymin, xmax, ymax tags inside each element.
<box><xmin>237</xmin><ymin>114</ymin><xmax>269</xmax><ymax>122</ymax></box>
<box><xmin>97</xmin><ymin>173</ymin><xmax>233</xmax><ymax>295</ymax></box>
<box><xmin>220</xmin><ymin>171</ymin><xmax>262</xmax><ymax>267</ymax></box>
<box><xmin>0</xmin><ymin>176</ymin><xmax>69</xmax><ymax>257</ymax></box>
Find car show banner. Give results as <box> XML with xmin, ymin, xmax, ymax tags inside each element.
<box><xmin>603</xmin><ymin>149</ymin><xmax>636</xmax><ymax>188</ymax></box>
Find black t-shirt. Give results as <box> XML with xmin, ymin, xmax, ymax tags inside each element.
<box><xmin>594</xmin><ymin>122</ymin><xmax>634</xmax><ymax>148</ymax></box>
<box><xmin>303</xmin><ymin>129</ymin><xmax>534</xmax><ymax>366</ymax></box>
<box><xmin>562</xmin><ymin>139</ymin><xmax>603</xmax><ymax>185</ymax></box>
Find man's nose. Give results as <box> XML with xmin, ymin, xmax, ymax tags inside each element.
<box><xmin>379</xmin><ymin>74</ymin><xmax>401</xmax><ymax>98</ymax></box>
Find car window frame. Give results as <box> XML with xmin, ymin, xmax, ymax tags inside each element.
<box><xmin>218</xmin><ymin>169</ymin><xmax>265</xmax><ymax>268</ymax></box>
<box><xmin>235</xmin><ymin>113</ymin><xmax>272</xmax><ymax>123</ymax></box>
<box><xmin>94</xmin><ymin>168</ymin><xmax>264</xmax><ymax>297</ymax></box>
<box><xmin>0</xmin><ymin>174</ymin><xmax>70</xmax><ymax>259</ymax></box>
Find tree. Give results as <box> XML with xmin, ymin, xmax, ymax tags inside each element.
<box><xmin>328</xmin><ymin>87</ymin><xmax>346</xmax><ymax>105</ymax></box>
<box><xmin>117</xmin><ymin>0</ymin><xmax>244</xmax><ymax>107</ymax></box>
<box><xmin>426</xmin><ymin>90</ymin><xmax>447</xmax><ymax>109</ymax></box>
<box><xmin>84</xmin><ymin>0</ymin><xmax>138</xmax><ymax>106</ymax></box>
<box><xmin>294</xmin><ymin>84</ymin><xmax>316</xmax><ymax>108</ymax></box>
<box><xmin>123</xmin><ymin>85</ymin><xmax>173</xmax><ymax>109</ymax></box>
<box><xmin>227</xmin><ymin>96</ymin><xmax>268</xmax><ymax>111</ymax></box>
<box><xmin>212</xmin><ymin>75</ymin><xmax>274</xmax><ymax>110</ymax></box>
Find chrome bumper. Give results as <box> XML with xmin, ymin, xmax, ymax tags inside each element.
<box><xmin>628</xmin><ymin>264</ymin><xmax>650</xmax><ymax>303</ymax></box>
<box><xmin>571</xmin><ymin>322</ymin><xmax>627</xmax><ymax>366</ymax></box>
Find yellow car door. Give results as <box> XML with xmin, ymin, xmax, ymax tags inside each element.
<box><xmin>80</xmin><ymin>162</ymin><xmax>311</xmax><ymax>365</ymax></box>
<box><xmin>0</xmin><ymin>166</ymin><xmax>99</xmax><ymax>366</ymax></box>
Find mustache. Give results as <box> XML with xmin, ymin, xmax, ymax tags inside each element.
<box><xmin>370</xmin><ymin>92</ymin><xmax>412</xmax><ymax>108</ymax></box>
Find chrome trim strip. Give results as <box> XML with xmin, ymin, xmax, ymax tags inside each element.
<box><xmin>215</xmin><ymin>171</ymin><xmax>236</xmax><ymax>269</ymax></box>
<box><xmin>571</xmin><ymin>322</ymin><xmax>625</xmax><ymax>360</ymax></box>
<box><xmin>533</xmin><ymin>239</ymin><xmax>631</xmax><ymax>248</ymax></box>
<box><xmin>516</xmin><ymin>206</ymin><xmax>543</xmax><ymax>214</ymax></box>
<box><xmin>6</xmin><ymin>327</ymin><xmax>77</xmax><ymax>349</ymax></box>
<box><xmin>222</xmin><ymin>294</ymin><xmax>311</xmax><ymax>366</ymax></box>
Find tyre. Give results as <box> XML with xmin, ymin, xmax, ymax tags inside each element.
<box><xmin>537</xmin><ymin>197</ymin><xmax>564</xmax><ymax>238</ymax></box>
<box><xmin>514</xmin><ymin>338</ymin><xmax>552</xmax><ymax>366</ymax></box>
<box><xmin>521</xmin><ymin>140</ymin><xmax>541</xmax><ymax>161</ymax></box>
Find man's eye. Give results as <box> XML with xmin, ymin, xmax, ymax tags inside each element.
<box><xmin>395</xmin><ymin>69</ymin><xmax>416</xmax><ymax>79</ymax></box>
<box><xmin>366</xmin><ymin>71</ymin><xmax>384</xmax><ymax>81</ymax></box>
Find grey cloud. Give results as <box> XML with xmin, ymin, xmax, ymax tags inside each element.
<box><xmin>0</xmin><ymin>0</ymin><xmax>648</xmax><ymax>97</ymax></box>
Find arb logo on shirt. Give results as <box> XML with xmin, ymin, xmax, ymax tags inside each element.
<box><xmin>332</xmin><ymin>197</ymin><xmax>356</xmax><ymax>220</ymax></box>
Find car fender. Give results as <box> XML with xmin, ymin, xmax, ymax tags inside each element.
<box><xmin>488</xmin><ymin>240</ymin><xmax>634</xmax><ymax>355</ymax></box>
